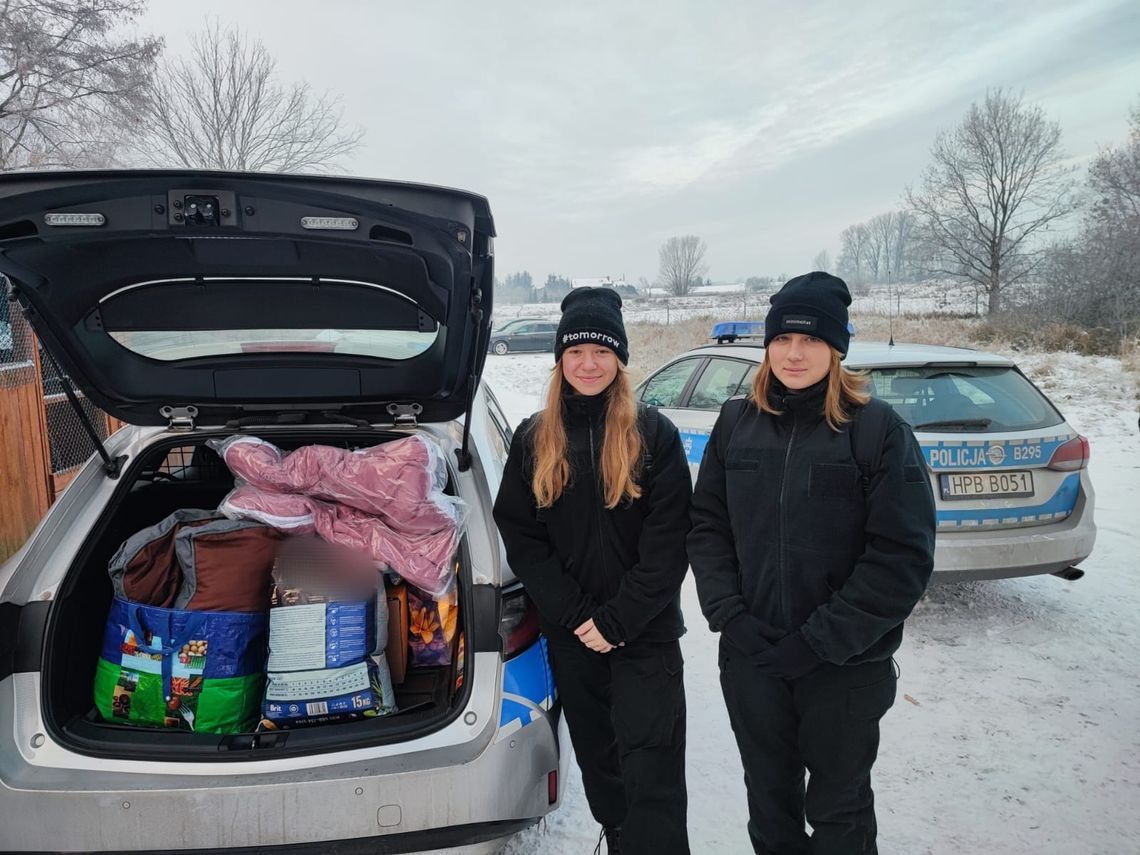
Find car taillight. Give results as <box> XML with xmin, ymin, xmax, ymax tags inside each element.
<box><xmin>548</xmin><ymin>770</ymin><xmax>559</xmax><ymax>804</ymax></box>
<box><xmin>500</xmin><ymin>587</ymin><xmax>540</xmax><ymax>659</ymax></box>
<box><xmin>1047</xmin><ymin>435</ymin><xmax>1090</xmax><ymax>471</ymax></box>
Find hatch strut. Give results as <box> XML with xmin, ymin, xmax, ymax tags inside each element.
<box><xmin>455</xmin><ymin>281</ymin><xmax>486</xmax><ymax>473</ymax></box>
<box><xmin>39</xmin><ymin>347</ymin><xmax>126</xmax><ymax>479</ymax></box>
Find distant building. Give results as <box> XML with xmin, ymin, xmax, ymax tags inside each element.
<box><xmin>570</xmin><ymin>276</ymin><xmax>632</xmax><ymax>290</ymax></box>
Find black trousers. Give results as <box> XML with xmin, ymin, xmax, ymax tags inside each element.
<box><xmin>719</xmin><ymin>644</ymin><xmax>897</xmax><ymax>855</ymax></box>
<box><xmin>545</xmin><ymin>632</ymin><xmax>690</xmax><ymax>855</ymax></box>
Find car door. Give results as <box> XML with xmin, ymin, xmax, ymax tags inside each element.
<box><xmin>537</xmin><ymin>322</ymin><xmax>558</xmax><ymax>352</ymax></box>
<box><xmin>674</xmin><ymin>357</ymin><xmax>756</xmax><ymax>477</ymax></box>
<box><xmin>638</xmin><ymin>356</ymin><xmax>709</xmax><ymax>474</ymax></box>
<box><xmin>511</xmin><ymin>323</ymin><xmax>539</xmax><ymax>352</ymax></box>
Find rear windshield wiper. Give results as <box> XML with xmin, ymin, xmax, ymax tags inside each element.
<box><xmin>913</xmin><ymin>418</ymin><xmax>992</xmax><ymax>430</ymax></box>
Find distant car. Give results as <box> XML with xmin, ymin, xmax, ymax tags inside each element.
<box><xmin>0</xmin><ymin>170</ymin><xmax>567</xmax><ymax>854</ymax></box>
<box><xmin>636</xmin><ymin>336</ymin><xmax>1096</xmax><ymax>583</ymax></box>
<box><xmin>488</xmin><ymin>318</ymin><xmax>557</xmax><ymax>355</ymax></box>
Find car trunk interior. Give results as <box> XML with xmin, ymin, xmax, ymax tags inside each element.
<box><xmin>43</xmin><ymin>430</ymin><xmax>472</xmax><ymax>761</ymax></box>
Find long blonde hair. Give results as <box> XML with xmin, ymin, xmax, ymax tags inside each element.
<box><xmin>531</xmin><ymin>364</ymin><xmax>644</xmax><ymax>509</ymax></box>
<box><xmin>750</xmin><ymin>348</ymin><xmax>871</xmax><ymax>430</ymax></box>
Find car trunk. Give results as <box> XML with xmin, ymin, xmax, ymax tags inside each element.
<box><xmin>41</xmin><ymin>429</ymin><xmax>472</xmax><ymax>762</ymax></box>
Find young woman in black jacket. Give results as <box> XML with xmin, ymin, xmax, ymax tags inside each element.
<box><xmin>689</xmin><ymin>272</ymin><xmax>937</xmax><ymax>855</ymax></box>
<box><xmin>493</xmin><ymin>287</ymin><xmax>692</xmax><ymax>855</ymax></box>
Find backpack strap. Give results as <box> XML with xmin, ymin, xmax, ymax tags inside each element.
<box><xmin>715</xmin><ymin>395</ymin><xmax>751</xmax><ymax>457</ymax></box>
<box><xmin>638</xmin><ymin>403</ymin><xmax>659</xmax><ymax>470</ymax></box>
<box><xmin>849</xmin><ymin>397</ymin><xmax>892</xmax><ymax>495</ymax></box>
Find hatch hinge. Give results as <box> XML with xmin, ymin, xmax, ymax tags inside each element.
<box><xmin>160</xmin><ymin>405</ymin><xmax>198</xmax><ymax>431</ymax></box>
<box><xmin>386</xmin><ymin>402</ymin><xmax>422</xmax><ymax>426</ymax></box>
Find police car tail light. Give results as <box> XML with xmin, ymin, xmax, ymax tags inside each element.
<box><xmin>1047</xmin><ymin>435</ymin><xmax>1090</xmax><ymax>471</ymax></box>
<box><xmin>500</xmin><ymin>587</ymin><xmax>541</xmax><ymax>659</ymax></box>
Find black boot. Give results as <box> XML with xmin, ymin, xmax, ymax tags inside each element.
<box><xmin>594</xmin><ymin>825</ymin><xmax>622</xmax><ymax>854</ymax></box>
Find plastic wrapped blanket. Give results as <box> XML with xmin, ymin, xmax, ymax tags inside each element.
<box><xmin>207</xmin><ymin>435</ymin><xmax>466</xmax><ymax>535</ymax></box>
<box><xmin>219</xmin><ymin>485</ymin><xmax>459</xmax><ymax>598</ymax></box>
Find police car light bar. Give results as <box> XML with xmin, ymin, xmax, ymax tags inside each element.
<box><xmin>710</xmin><ymin>320</ymin><xmax>856</xmax><ymax>343</ymax></box>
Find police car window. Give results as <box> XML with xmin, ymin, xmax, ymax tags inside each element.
<box><xmin>641</xmin><ymin>358</ymin><xmax>702</xmax><ymax>408</ymax></box>
<box><xmin>688</xmin><ymin>358</ymin><xmax>751</xmax><ymax>410</ymax></box>
<box><xmin>741</xmin><ymin>363</ymin><xmax>758</xmax><ymax>390</ymax></box>
<box><xmin>871</xmin><ymin>367</ymin><xmax>1063</xmax><ymax>431</ymax></box>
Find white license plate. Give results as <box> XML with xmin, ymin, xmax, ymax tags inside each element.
<box><xmin>939</xmin><ymin>470</ymin><xmax>1034</xmax><ymax>500</ymax></box>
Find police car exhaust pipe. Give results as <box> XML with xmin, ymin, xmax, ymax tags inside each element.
<box><xmin>1052</xmin><ymin>566</ymin><xmax>1085</xmax><ymax>581</ymax></box>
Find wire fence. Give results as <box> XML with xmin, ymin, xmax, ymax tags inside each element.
<box><xmin>3</xmin><ymin>277</ymin><xmax>112</xmax><ymax>479</ymax></box>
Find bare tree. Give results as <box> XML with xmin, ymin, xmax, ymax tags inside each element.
<box><xmin>657</xmin><ymin>235</ymin><xmax>708</xmax><ymax>296</ymax></box>
<box><xmin>869</xmin><ymin>212</ymin><xmax>898</xmax><ymax>282</ymax></box>
<box><xmin>838</xmin><ymin>223</ymin><xmax>871</xmax><ymax>286</ymax></box>
<box><xmin>1087</xmin><ymin>100</ymin><xmax>1140</xmax><ymax>232</ymax></box>
<box><xmin>135</xmin><ymin>22</ymin><xmax>363</xmax><ymax>172</ymax></box>
<box><xmin>0</xmin><ymin>0</ymin><xmax>161</xmax><ymax>170</ymax></box>
<box><xmin>812</xmin><ymin>249</ymin><xmax>831</xmax><ymax>271</ymax></box>
<box><xmin>907</xmin><ymin>89</ymin><xmax>1078</xmax><ymax>314</ymax></box>
<box><xmin>1043</xmin><ymin>99</ymin><xmax>1140</xmax><ymax>334</ymax></box>
<box><xmin>891</xmin><ymin>210</ymin><xmax>915</xmax><ymax>281</ymax></box>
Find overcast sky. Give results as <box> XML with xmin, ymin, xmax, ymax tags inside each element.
<box><xmin>141</xmin><ymin>0</ymin><xmax>1140</xmax><ymax>286</ymax></box>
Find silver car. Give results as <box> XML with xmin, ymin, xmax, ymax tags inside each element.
<box><xmin>0</xmin><ymin>171</ymin><xmax>568</xmax><ymax>853</ymax></box>
<box><xmin>637</xmin><ymin>338</ymin><xmax>1096</xmax><ymax>582</ymax></box>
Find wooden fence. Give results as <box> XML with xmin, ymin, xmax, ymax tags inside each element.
<box><xmin>0</xmin><ymin>312</ymin><xmax>121</xmax><ymax>563</ymax></box>
<box><xmin>0</xmin><ymin>324</ymin><xmax>54</xmax><ymax>561</ymax></box>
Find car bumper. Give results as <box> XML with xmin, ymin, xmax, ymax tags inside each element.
<box><xmin>0</xmin><ymin>655</ymin><xmax>561</xmax><ymax>853</ymax></box>
<box><xmin>931</xmin><ymin>487</ymin><xmax>1096</xmax><ymax>582</ymax></box>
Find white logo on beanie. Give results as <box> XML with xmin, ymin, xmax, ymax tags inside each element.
<box><xmin>562</xmin><ymin>330</ymin><xmax>622</xmax><ymax>349</ymax></box>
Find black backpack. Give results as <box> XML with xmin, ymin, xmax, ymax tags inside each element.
<box><xmin>717</xmin><ymin>396</ymin><xmax>892</xmax><ymax>495</ymax></box>
<box><xmin>638</xmin><ymin>403</ymin><xmax>660</xmax><ymax>471</ymax></box>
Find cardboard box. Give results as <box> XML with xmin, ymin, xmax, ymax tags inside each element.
<box><xmin>385</xmin><ymin>583</ymin><xmax>409</xmax><ymax>685</ymax></box>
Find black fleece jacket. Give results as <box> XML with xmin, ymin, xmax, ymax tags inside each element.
<box><xmin>493</xmin><ymin>392</ymin><xmax>692</xmax><ymax>645</ymax></box>
<box><xmin>688</xmin><ymin>381</ymin><xmax>936</xmax><ymax>666</ymax></box>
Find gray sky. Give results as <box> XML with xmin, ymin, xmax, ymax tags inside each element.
<box><xmin>141</xmin><ymin>0</ymin><xmax>1140</xmax><ymax>285</ymax></box>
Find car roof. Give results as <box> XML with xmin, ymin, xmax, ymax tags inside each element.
<box><xmin>679</xmin><ymin>340</ymin><xmax>1015</xmax><ymax>368</ymax></box>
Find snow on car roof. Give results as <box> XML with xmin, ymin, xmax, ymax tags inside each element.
<box><xmin>689</xmin><ymin>340</ymin><xmax>1014</xmax><ymax>368</ymax></box>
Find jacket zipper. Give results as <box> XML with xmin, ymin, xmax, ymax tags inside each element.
<box><xmin>776</xmin><ymin>413</ymin><xmax>797</xmax><ymax>627</ymax></box>
<box><xmin>588</xmin><ymin>422</ymin><xmax>615</xmax><ymax>602</ymax></box>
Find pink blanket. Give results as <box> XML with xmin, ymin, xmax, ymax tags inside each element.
<box><xmin>208</xmin><ymin>435</ymin><xmax>460</xmax><ymax>535</ymax></box>
<box><xmin>219</xmin><ymin>486</ymin><xmax>458</xmax><ymax>598</ymax></box>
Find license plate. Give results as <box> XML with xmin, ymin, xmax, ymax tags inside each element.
<box><xmin>939</xmin><ymin>470</ymin><xmax>1034</xmax><ymax>500</ymax></box>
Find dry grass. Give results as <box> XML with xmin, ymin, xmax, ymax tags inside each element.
<box><xmin>849</xmin><ymin>313</ymin><xmax>984</xmax><ymax>347</ymax></box>
<box><xmin>625</xmin><ymin>316</ymin><xmax>720</xmax><ymax>384</ymax></box>
<box><xmin>625</xmin><ymin>311</ymin><xmax>1140</xmax><ymax>391</ymax></box>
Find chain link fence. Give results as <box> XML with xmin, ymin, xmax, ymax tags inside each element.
<box><xmin>3</xmin><ymin>277</ymin><xmax>112</xmax><ymax>481</ymax></box>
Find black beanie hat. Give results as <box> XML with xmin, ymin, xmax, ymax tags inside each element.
<box><xmin>555</xmin><ymin>287</ymin><xmax>629</xmax><ymax>364</ymax></box>
<box><xmin>764</xmin><ymin>271</ymin><xmax>852</xmax><ymax>357</ymax></box>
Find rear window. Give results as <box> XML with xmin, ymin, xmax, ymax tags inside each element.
<box><xmin>111</xmin><ymin>328</ymin><xmax>437</xmax><ymax>361</ymax></box>
<box><xmin>869</xmin><ymin>366</ymin><xmax>1065</xmax><ymax>432</ymax></box>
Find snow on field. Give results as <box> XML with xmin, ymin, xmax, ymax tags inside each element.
<box><xmin>492</xmin><ymin>282</ymin><xmax>987</xmax><ymax>329</ymax></box>
<box><xmin>484</xmin><ymin>345</ymin><xmax>1140</xmax><ymax>855</ymax></box>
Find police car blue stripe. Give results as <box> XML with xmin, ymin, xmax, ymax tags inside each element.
<box><xmin>922</xmin><ymin>436</ymin><xmax>1073</xmax><ymax>470</ymax></box>
<box><xmin>680</xmin><ymin>429</ymin><xmax>711</xmax><ymax>465</ymax></box>
<box><xmin>937</xmin><ymin>472</ymin><xmax>1080</xmax><ymax>528</ymax></box>
<box><xmin>499</xmin><ymin>636</ymin><xmax>556</xmax><ymax>731</ymax></box>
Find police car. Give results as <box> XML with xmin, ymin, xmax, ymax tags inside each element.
<box><xmin>636</xmin><ymin>331</ymin><xmax>1096</xmax><ymax>582</ymax></box>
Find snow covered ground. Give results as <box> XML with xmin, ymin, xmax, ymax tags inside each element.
<box><xmin>492</xmin><ymin>281</ymin><xmax>988</xmax><ymax>327</ymax></box>
<box><xmin>484</xmin><ymin>345</ymin><xmax>1140</xmax><ymax>855</ymax></box>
